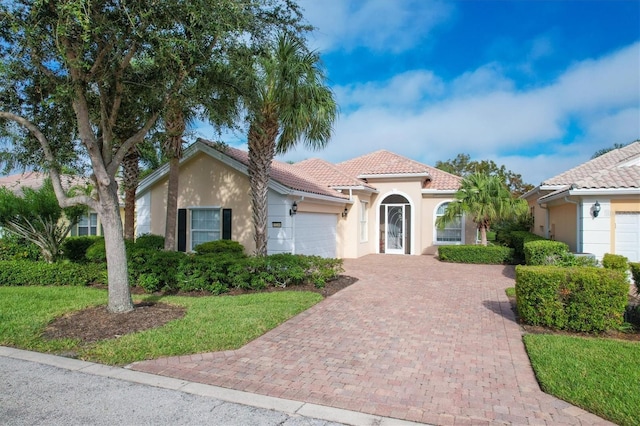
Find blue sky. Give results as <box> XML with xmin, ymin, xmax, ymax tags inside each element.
<box><xmin>199</xmin><ymin>0</ymin><xmax>640</xmax><ymax>186</ymax></box>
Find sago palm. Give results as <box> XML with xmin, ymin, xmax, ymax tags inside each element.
<box><xmin>246</xmin><ymin>34</ymin><xmax>337</xmax><ymax>256</ymax></box>
<box><xmin>437</xmin><ymin>173</ymin><xmax>528</xmax><ymax>246</ymax></box>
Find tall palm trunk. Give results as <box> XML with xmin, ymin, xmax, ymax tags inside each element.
<box><xmin>163</xmin><ymin>102</ymin><xmax>186</xmax><ymax>251</ymax></box>
<box><xmin>248</xmin><ymin>120</ymin><xmax>279</xmax><ymax>256</ymax></box>
<box><xmin>122</xmin><ymin>146</ymin><xmax>139</xmax><ymax>240</ymax></box>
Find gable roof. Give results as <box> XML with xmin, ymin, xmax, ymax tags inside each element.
<box><xmin>531</xmin><ymin>141</ymin><xmax>640</xmax><ymax>203</ymax></box>
<box><xmin>541</xmin><ymin>141</ymin><xmax>640</xmax><ymax>190</ymax></box>
<box><xmin>0</xmin><ymin>172</ymin><xmax>89</xmax><ymax>195</ymax></box>
<box><xmin>292</xmin><ymin>158</ymin><xmax>376</xmax><ymax>190</ymax></box>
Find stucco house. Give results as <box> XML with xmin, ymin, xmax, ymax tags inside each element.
<box><xmin>136</xmin><ymin>138</ymin><xmax>475</xmax><ymax>258</ymax></box>
<box><xmin>523</xmin><ymin>141</ymin><xmax>640</xmax><ymax>262</ymax></box>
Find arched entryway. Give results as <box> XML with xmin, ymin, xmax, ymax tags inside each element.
<box><xmin>379</xmin><ymin>194</ymin><xmax>412</xmax><ymax>254</ymax></box>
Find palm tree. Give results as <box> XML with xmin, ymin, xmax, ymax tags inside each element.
<box><xmin>245</xmin><ymin>34</ymin><xmax>338</xmax><ymax>256</ymax></box>
<box><xmin>436</xmin><ymin>173</ymin><xmax>528</xmax><ymax>246</ymax></box>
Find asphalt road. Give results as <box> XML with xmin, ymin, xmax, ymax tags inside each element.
<box><xmin>0</xmin><ymin>355</ymin><xmax>347</xmax><ymax>426</ymax></box>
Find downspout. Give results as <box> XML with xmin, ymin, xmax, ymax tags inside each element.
<box><xmin>564</xmin><ymin>196</ymin><xmax>581</xmax><ymax>253</ymax></box>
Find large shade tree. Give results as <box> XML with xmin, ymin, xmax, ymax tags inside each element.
<box><xmin>0</xmin><ymin>0</ymin><xmax>306</xmax><ymax>312</ymax></box>
<box><xmin>436</xmin><ymin>173</ymin><xmax>528</xmax><ymax>246</ymax></box>
<box><xmin>245</xmin><ymin>34</ymin><xmax>338</xmax><ymax>256</ymax></box>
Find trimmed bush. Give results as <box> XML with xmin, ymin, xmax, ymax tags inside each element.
<box><xmin>510</xmin><ymin>231</ymin><xmax>546</xmax><ymax>261</ymax></box>
<box><xmin>127</xmin><ymin>249</ymin><xmax>186</xmax><ymax>292</ymax></box>
<box><xmin>176</xmin><ymin>254</ymin><xmax>236</xmax><ymax>294</ymax></box>
<box><xmin>0</xmin><ymin>235</ymin><xmax>41</xmax><ymax>261</ymax></box>
<box><xmin>629</xmin><ymin>262</ymin><xmax>640</xmax><ymax>295</ymax></box>
<box><xmin>602</xmin><ymin>253</ymin><xmax>629</xmax><ymax>272</ymax></box>
<box><xmin>194</xmin><ymin>240</ymin><xmax>245</xmax><ymax>256</ymax></box>
<box><xmin>524</xmin><ymin>240</ymin><xmax>570</xmax><ymax>265</ymax></box>
<box><xmin>134</xmin><ymin>234</ymin><xmax>165</xmax><ymax>250</ymax></box>
<box><xmin>61</xmin><ymin>236</ymin><xmax>102</xmax><ymax>262</ymax></box>
<box><xmin>0</xmin><ymin>260</ymin><xmax>106</xmax><ymax>286</ymax></box>
<box><xmin>437</xmin><ymin>245</ymin><xmax>514</xmax><ymax>264</ymax></box>
<box><xmin>515</xmin><ymin>265</ymin><xmax>628</xmax><ymax>333</ymax></box>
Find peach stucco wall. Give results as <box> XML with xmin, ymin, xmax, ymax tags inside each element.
<box><xmin>548</xmin><ymin>203</ymin><xmax>577</xmax><ymax>251</ymax></box>
<box><xmin>147</xmin><ymin>152</ymin><xmax>255</xmax><ymax>253</ymax></box>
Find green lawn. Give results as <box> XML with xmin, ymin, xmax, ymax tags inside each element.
<box><xmin>524</xmin><ymin>334</ymin><xmax>640</xmax><ymax>426</ymax></box>
<box><xmin>0</xmin><ymin>286</ymin><xmax>322</xmax><ymax>365</ymax></box>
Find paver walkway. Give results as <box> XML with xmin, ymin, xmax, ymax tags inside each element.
<box><xmin>131</xmin><ymin>255</ymin><xmax>612</xmax><ymax>425</ymax></box>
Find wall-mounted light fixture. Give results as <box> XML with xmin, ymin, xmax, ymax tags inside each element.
<box><xmin>593</xmin><ymin>200</ymin><xmax>601</xmax><ymax>218</ymax></box>
<box><xmin>342</xmin><ymin>207</ymin><xmax>348</xmax><ymax>218</ymax></box>
<box><xmin>289</xmin><ymin>201</ymin><xmax>298</xmax><ymax>216</ymax></box>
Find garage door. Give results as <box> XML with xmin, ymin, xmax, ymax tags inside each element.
<box><xmin>295</xmin><ymin>213</ymin><xmax>337</xmax><ymax>258</ymax></box>
<box><xmin>615</xmin><ymin>212</ymin><xmax>640</xmax><ymax>262</ymax></box>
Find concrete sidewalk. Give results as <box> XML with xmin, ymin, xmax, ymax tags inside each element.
<box><xmin>0</xmin><ymin>346</ymin><xmax>416</xmax><ymax>426</ymax></box>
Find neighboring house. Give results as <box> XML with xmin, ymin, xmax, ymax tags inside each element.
<box><xmin>0</xmin><ymin>171</ymin><xmax>123</xmax><ymax>237</ymax></box>
<box><xmin>136</xmin><ymin>138</ymin><xmax>475</xmax><ymax>258</ymax></box>
<box><xmin>523</xmin><ymin>141</ymin><xmax>640</xmax><ymax>262</ymax></box>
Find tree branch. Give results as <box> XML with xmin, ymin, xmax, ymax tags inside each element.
<box><xmin>0</xmin><ymin>112</ymin><xmax>98</xmax><ymax>210</ymax></box>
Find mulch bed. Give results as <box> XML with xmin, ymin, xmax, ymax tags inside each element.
<box><xmin>43</xmin><ymin>275</ymin><xmax>358</xmax><ymax>344</ymax></box>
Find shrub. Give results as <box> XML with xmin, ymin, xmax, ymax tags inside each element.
<box><xmin>134</xmin><ymin>234</ymin><xmax>165</xmax><ymax>250</ymax></box>
<box><xmin>85</xmin><ymin>238</ymin><xmax>138</xmax><ymax>263</ymax></box>
<box><xmin>515</xmin><ymin>265</ymin><xmax>628</xmax><ymax>333</ymax></box>
<box><xmin>176</xmin><ymin>254</ymin><xmax>235</xmax><ymax>294</ymax></box>
<box><xmin>127</xmin><ymin>249</ymin><xmax>186</xmax><ymax>292</ymax></box>
<box><xmin>630</xmin><ymin>262</ymin><xmax>640</xmax><ymax>295</ymax></box>
<box><xmin>194</xmin><ymin>240</ymin><xmax>245</xmax><ymax>256</ymax></box>
<box><xmin>510</xmin><ymin>231</ymin><xmax>546</xmax><ymax>261</ymax></box>
<box><xmin>602</xmin><ymin>253</ymin><xmax>629</xmax><ymax>272</ymax></box>
<box><xmin>61</xmin><ymin>236</ymin><xmax>102</xmax><ymax>262</ymax></box>
<box><xmin>0</xmin><ymin>260</ymin><xmax>106</xmax><ymax>286</ymax></box>
<box><xmin>0</xmin><ymin>235</ymin><xmax>41</xmax><ymax>261</ymax></box>
<box><xmin>524</xmin><ymin>240</ymin><xmax>570</xmax><ymax>266</ymax></box>
<box><xmin>437</xmin><ymin>245</ymin><xmax>514</xmax><ymax>264</ymax></box>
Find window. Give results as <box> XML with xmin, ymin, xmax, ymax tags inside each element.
<box><xmin>76</xmin><ymin>213</ymin><xmax>98</xmax><ymax>236</ymax></box>
<box><xmin>435</xmin><ymin>203</ymin><xmax>462</xmax><ymax>243</ymax></box>
<box><xmin>360</xmin><ymin>201</ymin><xmax>368</xmax><ymax>242</ymax></box>
<box><xmin>190</xmin><ymin>208</ymin><xmax>221</xmax><ymax>250</ymax></box>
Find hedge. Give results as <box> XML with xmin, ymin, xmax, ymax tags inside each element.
<box><xmin>61</xmin><ymin>236</ymin><xmax>103</xmax><ymax>262</ymax></box>
<box><xmin>510</xmin><ymin>231</ymin><xmax>546</xmax><ymax>261</ymax></box>
<box><xmin>0</xmin><ymin>260</ymin><xmax>106</xmax><ymax>287</ymax></box>
<box><xmin>523</xmin><ymin>240</ymin><xmax>570</xmax><ymax>266</ymax></box>
<box><xmin>630</xmin><ymin>262</ymin><xmax>640</xmax><ymax>295</ymax></box>
<box><xmin>602</xmin><ymin>253</ymin><xmax>629</xmax><ymax>272</ymax></box>
<box><xmin>515</xmin><ymin>265</ymin><xmax>628</xmax><ymax>333</ymax></box>
<box><xmin>194</xmin><ymin>240</ymin><xmax>245</xmax><ymax>256</ymax></box>
<box><xmin>437</xmin><ymin>245</ymin><xmax>514</xmax><ymax>264</ymax></box>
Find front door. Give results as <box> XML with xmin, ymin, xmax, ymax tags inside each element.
<box><xmin>385</xmin><ymin>204</ymin><xmax>405</xmax><ymax>254</ymax></box>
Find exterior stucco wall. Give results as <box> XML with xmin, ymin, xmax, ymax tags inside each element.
<box><xmin>338</xmin><ymin>192</ymin><xmax>373</xmax><ymax>259</ymax></box>
<box><xmin>549</xmin><ymin>203</ymin><xmax>577</xmax><ymax>252</ymax></box>
<box><xmin>524</xmin><ymin>190</ymin><xmax>554</xmax><ymax>238</ymax></box>
<box><xmin>145</xmin><ymin>152</ymin><xmax>255</xmax><ymax>253</ymax></box>
<box><xmin>581</xmin><ymin>198</ymin><xmax>609</xmax><ymax>260</ymax></box>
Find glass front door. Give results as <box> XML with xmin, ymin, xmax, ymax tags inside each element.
<box><xmin>385</xmin><ymin>204</ymin><xmax>405</xmax><ymax>254</ymax></box>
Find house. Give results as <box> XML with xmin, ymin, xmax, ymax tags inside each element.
<box><xmin>0</xmin><ymin>171</ymin><xmax>123</xmax><ymax>237</ymax></box>
<box><xmin>136</xmin><ymin>138</ymin><xmax>475</xmax><ymax>258</ymax></box>
<box><xmin>523</xmin><ymin>141</ymin><xmax>640</xmax><ymax>262</ymax></box>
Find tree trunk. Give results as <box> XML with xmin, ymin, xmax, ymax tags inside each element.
<box><xmin>164</xmin><ymin>155</ymin><xmax>180</xmax><ymax>250</ymax></box>
<box><xmin>248</xmin><ymin>122</ymin><xmax>278</xmax><ymax>256</ymax></box>
<box><xmin>479</xmin><ymin>226</ymin><xmax>488</xmax><ymax>246</ymax></box>
<box><xmin>97</xmin><ymin>182</ymin><xmax>134</xmax><ymax>313</ymax></box>
<box><xmin>122</xmin><ymin>148</ymin><xmax>139</xmax><ymax>240</ymax></box>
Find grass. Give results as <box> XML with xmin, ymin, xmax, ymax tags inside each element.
<box><xmin>524</xmin><ymin>334</ymin><xmax>640</xmax><ymax>426</ymax></box>
<box><xmin>0</xmin><ymin>286</ymin><xmax>322</xmax><ymax>365</ymax></box>
<box><xmin>505</xmin><ymin>287</ymin><xmax>516</xmax><ymax>297</ymax></box>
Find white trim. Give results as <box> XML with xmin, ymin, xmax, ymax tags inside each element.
<box><xmin>539</xmin><ymin>188</ymin><xmax>640</xmax><ymax>203</ymax></box>
<box><xmin>421</xmin><ymin>189</ymin><xmax>457</xmax><ymax>195</ymax></box>
<box><xmin>375</xmin><ymin>190</ymin><xmax>415</xmax><ymax>255</ymax></box>
<box><xmin>359</xmin><ymin>172</ymin><xmax>430</xmax><ymax>179</ymax></box>
<box><xmin>433</xmin><ymin>200</ymin><xmax>464</xmax><ymax>245</ymax></box>
<box><xmin>332</xmin><ymin>185</ymin><xmax>378</xmax><ymax>194</ymax></box>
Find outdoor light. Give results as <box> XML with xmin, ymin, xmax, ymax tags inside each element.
<box><xmin>289</xmin><ymin>201</ymin><xmax>298</xmax><ymax>216</ymax></box>
<box><xmin>342</xmin><ymin>207</ymin><xmax>348</xmax><ymax>218</ymax></box>
<box><xmin>593</xmin><ymin>201</ymin><xmax>601</xmax><ymax>218</ymax></box>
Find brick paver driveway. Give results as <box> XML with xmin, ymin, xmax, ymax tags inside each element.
<box><xmin>132</xmin><ymin>255</ymin><xmax>611</xmax><ymax>425</ymax></box>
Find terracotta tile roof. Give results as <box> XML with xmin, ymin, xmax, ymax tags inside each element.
<box><xmin>542</xmin><ymin>141</ymin><xmax>640</xmax><ymax>189</ymax></box>
<box><xmin>200</xmin><ymin>140</ymin><xmax>348</xmax><ymax>200</ymax></box>
<box><xmin>292</xmin><ymin>158</ymin><xmax>376</xmax><ymax>190</ymax></box>
<box><xmin>336</xmin><ymin>150</ymin><xmax>462</xmax><ymax>191</ymax></box>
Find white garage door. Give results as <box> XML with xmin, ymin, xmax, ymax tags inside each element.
<box><xmin>295</xmin><ymin>213</ymin><xmax>337</xmax><ymax>258</ymax></box>
<box><xmin>615</xmin><ymin>212</ymin><xmax>640</xmax><ymax>262</ymax></box>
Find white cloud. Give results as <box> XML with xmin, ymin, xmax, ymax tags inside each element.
<box><xmin>298</xmin><ymin>0</ymin><xmax>454</xmax><ymax>52</ymax></box>
<box><xmin>280</xmin><ymin>42</ymin><xmax>640</xmax><ymax>185</ymax></box>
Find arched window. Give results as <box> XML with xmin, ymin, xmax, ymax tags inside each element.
<box><xmin>435</xmin><ymin>202</ymin><xmax>462</xmax><ymax>243</ymax></box>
